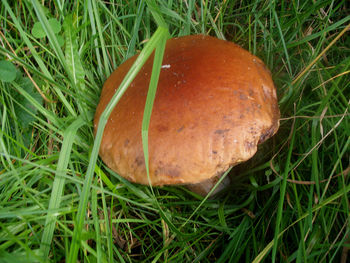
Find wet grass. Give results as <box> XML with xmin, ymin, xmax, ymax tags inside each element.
<box><xmin>0</xmin><ymin>0</ymin><xmax>349</xmax><ymax>262</ymax></box>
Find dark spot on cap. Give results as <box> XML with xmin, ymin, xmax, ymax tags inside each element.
<box><xmin>212</xmin><ymin>150</ymin><xmax>218</xmax><ymax>154</ymax></box>
<box><xmin>240</xmin><ymin>93</ymin><xmax>248</xmax><ymax>100</ymax></box>
<box><xmin>155</xmin><ymin>166</ymin><xmax>181</xmax><ymax>178</ymax></box>
<box><xmin>167</xmin><ymin>168</ymin><xmax>181</xmax><ymax>178</ymax></box>
<box><xmin>214</xmin><ymin>129</ymin><xmax>230</xmax><ymax>135</ymax></box>
<box><xmin>177</xmin><ymin>125</ymin><xmax>184</xmax><ymax>133</ymax></box>
<box><xmin>124</xmin><ymin>139</ymin><xmax>130</xmax><ymax>147</ymax></box>
<box><xmin>135</xmin><ymin>156</ymin><xmax>144</xmax><ymax>167</ymax></box>
<box><xmin>258</xmin><ymin>125</ymin><xmax>278</xmax><ymax>144</ymax></box>
<box><xmin>157</xmin><ymin>124</ymin><xmax>169</xmax><ymax>132</ymax></box>
<box><xmin>249</xmin><ymin>127</ymin><xmax>258</xmax><ymax>135</ymax></box>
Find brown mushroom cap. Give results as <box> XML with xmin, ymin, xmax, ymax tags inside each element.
<box><xmin>94</xmin><ymin>35</ymin><xmax>280</xmax><ymax>188</ymax></box>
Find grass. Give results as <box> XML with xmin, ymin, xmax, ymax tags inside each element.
<box><xmin>0</xmin><ymin>0</ymin><xmax>349</xmax><ymax>262</ymax></box>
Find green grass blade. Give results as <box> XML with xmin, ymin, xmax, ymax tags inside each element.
<box><xmin>125</xmin><ymin>1</ymin><xmax>145</xmax><ymax>59</ymax></box>
<box><xmin>40</xmin><ymin>116</ymin><xmax>86</xmax><ymax>260</ymax></box>
<box><xmin>63</xmin><ymin>14</ymin><xmax>88</xmax><ymax>118</ymax></box>
<box><xmin>141</xmin><ymin>28</ymin><xmax>167</xmax><ymax>187</ymax></box>
<box><xmin>12</xmin><ymin>84</ymin><xmax>62</xmax><ymax>130</ymax></box>
<box><xmin>91</xmin><ymin>180</ymin><xmax>102</xmax><ymax>263</ymax></box>
<box><xmin>0</xmin><ymin>222</ymin><xmax>44</xmax><ymax>263</ymax></box>
<box><xmin>63</xmin><ymin>15</ymin><xmax>86</xmax><ymax>88</ymax></box>
<box><xmin>91</xmin><ymin>0</ymin><xmax>111</xmax><ymax>77</ymax></box>
<box><xmin>98</xmin><ymin>1</ymin><xmax>131</xmax><ymax>39</ymax></box>
<box><xmin>31</xmin><ymin>0</ymin><xmax>69</xmax><ymax>79</ymax></box>
<box><xmin>145</xmin><ymin>0</ymin><xmax>168</xmax><ymax>28</ymax></box>
<box><xmin>87</xmin><ymin>0</ymin><xmax>103</xmax><ymax>76</ymax></box>
<box><xmin>253</xmin><ymin>182</ymin><xmax>350</xmax><ymax>263</ymax></box>
<box><xmin>271</xmin><ymin>119</ymin><xmax>297</xmax><ymax>262</ymax></box>
<box><xmin>67</xmin><ymin>26</ymin><xmax>169</xmax><ymax>263</ymax></box>
<box><xmin>2</xmin><ymin>1</ymin><xmax>349</xmax><ymax>261</ymax></box>
<box><xmin>272</xmin><ymin>8</ymin><xmax>292</xmax><ymax>76</ymax></box>
<box><xmin>2</xmin><ymin>0</ymin><xmax>76</xmax><ymax>116</ymax></box>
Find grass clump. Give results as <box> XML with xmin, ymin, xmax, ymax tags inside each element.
<box><xmin>0</xmin><ymin>0</ymin><xmax>349</xmax><ymax>262</ymax></box>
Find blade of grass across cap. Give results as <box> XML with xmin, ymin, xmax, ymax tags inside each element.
<box><xmin>40</xmin><ymin>116</ymin><xmax>86</xmax><ymax>259</ymax></box>
<box><xmin>141</xmin><ymin>0</ymin><xmax>168</xmax><ymax>183</ymax></box>
<box><xmin>140</xmin><ymin>25</ymin><xmax>187</xmax><ymax>238</ymax></box>
<box><xmin>67</xmin><ymin>26</ymin><xmax>169</xmax><ymax>263</ymax></box>
<box><xmin>141</xmin><ymin>29</ymin><xmax>167</xmax><ymax>188</ymax></box>
<box><xmin>140</xmin><ymin>4</ymin><xmax>200</xmax><ymax>238</ymax></box>
<box><xmin>142</xmin><ymin>0</ymin><xmax>194</xmax><ymax>238</ymax></box>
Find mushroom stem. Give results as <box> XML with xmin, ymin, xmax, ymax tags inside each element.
<box><xmin>186</xmin><ymin>175</ymin><xmax>231</xmax><ymax>197</ymax></box>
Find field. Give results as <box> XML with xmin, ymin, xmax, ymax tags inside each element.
<box><xmin>0</xmin><ymin>0</ymin><xmax>349</xmax><ymax>262</ymax></box>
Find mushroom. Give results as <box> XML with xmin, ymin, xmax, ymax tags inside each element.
<box><xmin>94</xmin><ymin>35</ymin><xmax>280</xmax><ymax>196</ymax></box>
